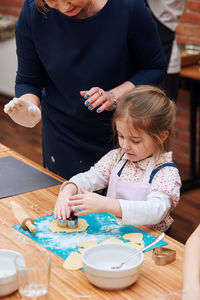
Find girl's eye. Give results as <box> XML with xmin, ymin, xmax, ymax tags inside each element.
<box><xmin>118</xmin><ymin>135</ymin><xmax>124</xmax><ymax>139</ymax></box>
<box><xmin>131</xmin><ymin>140</ymin><xmax>140</xmax><ymax>144</ymax></box>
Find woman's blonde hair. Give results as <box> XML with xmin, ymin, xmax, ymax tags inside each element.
<box><xmin>113</xmin><ymin>85</ymin><xmax>176</xmax><ymax>157</ymax></box>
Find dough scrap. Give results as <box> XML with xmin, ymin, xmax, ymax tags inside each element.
<box><xmin>102</xmin><ymin>237</ymin><xmax>123</xmax><ymax>244</ymax></box>
<box><xmin>77</xmin><ymin>240</ymin><xmax>98</xmax><ymax>248</ymax></box>
<box><xmin>49</xmin><ymin>218</ymin><xmax>89</xmax><ymax>233</ymax></box>
<box><xmin>63</xmin><ymin>252</ymin><xmax>82</xmax><ymax>270</ymax></box>
<box><xmin>123</xmin><ymin>233</ymin><xmax>143</xmax><ymax>242</ymax></box>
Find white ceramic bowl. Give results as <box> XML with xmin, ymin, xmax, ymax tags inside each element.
<box><xmin>0</xmin><ymin>249</ymin><xmax>23</xmax><ymax>297</ymax></box>
<box><xmin>82</xmin><ymin>243</ymin><xmax>144</xmax><ymax>290</ymax></box>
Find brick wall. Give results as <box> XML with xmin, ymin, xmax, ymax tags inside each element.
<box><xmin>175</xmin><ymin>1</ymin><xmax>200</xmax><ymax>168</ymax></box>
<box><xmin>0</xmin><ymin>0</ymin><xmax>23</xmax><ymax>18</ymax></box>
<box><xmin>173</xmin><ymin>88</ymin><xmax>191</xmax><ymax>168</ymax></box>
<box><xmin>177</xmin><ymin>0</ymin><xmax>200</xmax><ymax>45</ymax></box>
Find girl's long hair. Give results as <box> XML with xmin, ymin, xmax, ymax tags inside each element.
<box><xmin>113</xmin><ymin>85</ymin><xmax>176</xmax><ymax>157</ymax></box>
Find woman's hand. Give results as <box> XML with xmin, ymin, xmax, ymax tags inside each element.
<box><xmin>80</xmin><ymin>87</ymin><xmax>116</xmax><ymax>113</ymax></box>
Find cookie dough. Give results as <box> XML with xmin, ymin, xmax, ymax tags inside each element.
<box><xmin>49</xmin><ymin>218</ymin><xmax>89</xmax><ymax>233</ymax></box>
<box><xmin>123</xmin><ymin>232</ymin><xmax>143</xmax><ymax>242</ymax></box>
<box><xmin>63</xmin><ymin>252</ymin><xmax>82</xmax><ymax>270</ymax></box>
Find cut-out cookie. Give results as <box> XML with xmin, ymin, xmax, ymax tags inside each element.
<box><xmin>49</xmin><ymin>218</ymin><xmax>89</xmax><ymax>233</ymax></box>
<box><xmin>123</xmin><ymin>233</ymin><xmax>143</xmax><ymax>242</ymax></box>
<box><xmin>63</xmin><ymin>252</ymin><xmax>82</xmax><ymax>270</ymax></box>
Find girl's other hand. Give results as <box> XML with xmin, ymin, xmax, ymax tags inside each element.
<box><xmin>68</xmin><ymin>188</ymin><xmax>107</xmax><ymax>216</ymax></box>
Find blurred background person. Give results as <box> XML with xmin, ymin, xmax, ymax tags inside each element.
<box><xmin>146</xmin><ymin>0</ymin><xmax>186</xmax><ymax>101</ymax></box>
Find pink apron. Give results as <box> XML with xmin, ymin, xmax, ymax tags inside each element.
<box><xmin>106</xmin><ymin>157</ymin><xmax>174</xmax><ymax>231</ymax></box>
<box><xmin>107</xmin><ymin>157</ymin><xmax>155</xmax><ymax>201</ymax></box>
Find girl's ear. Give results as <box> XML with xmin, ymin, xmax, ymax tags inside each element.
<box><xmin>159</xmin><ymin>130</ymin><xmax>169</xmax><ymax>143</ymax></box>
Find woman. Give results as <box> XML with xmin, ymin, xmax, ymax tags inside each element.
<box><xmin>5</xmin><ymin>0</ymin><xmax>166</xmax><ymax>179</ymax></box>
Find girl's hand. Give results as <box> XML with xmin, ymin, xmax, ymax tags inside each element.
<box><xmin>54</xmin><ymin>183</ymin><xmax>78</xmax><ymax>220</ymax></box>
<box><xmin>68</xmin><ymin>188</ymin><xmax>108</xmax><ymax>216</ymax></box>
<box><xmin>54</xmin><ymin>197</ymin><xmax>71</xmax><ymax>220</ymax></box>
<box><xmin>80</xmin><ymin>87</ymin><xmax>116</xmax><ymax>113</ymax></box>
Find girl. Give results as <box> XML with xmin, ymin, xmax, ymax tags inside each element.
<box><xmin>54</xmin><ymin>85</ymin><xmax>181</xmax><ymax>232</ymax></box>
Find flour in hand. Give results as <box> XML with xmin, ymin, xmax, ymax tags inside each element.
<box><xmin>4</xmin><ymin>97</ymin><xmax>41</xmax><ymax>128</ymax></box>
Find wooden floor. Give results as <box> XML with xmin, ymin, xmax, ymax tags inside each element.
<box><xmin>0</xmin><ymin>94</ymin><xmax>199</xmax><ymax>244</ymax></box>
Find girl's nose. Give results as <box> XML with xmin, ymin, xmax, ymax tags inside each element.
<box><xmin>122</xmin><ymin>139</ymin><xmax>130</xmax><ymax>151</ymax></box>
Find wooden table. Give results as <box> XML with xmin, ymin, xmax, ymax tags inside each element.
<box><xmin>180</xmin><ymin>64</ymin><xmax>200</xmax><ymax>191</ymax></box>
<box><xmin>0</xmin><ymin>144</ymin><xmax>184</xmax><ymax>299</ymax></box>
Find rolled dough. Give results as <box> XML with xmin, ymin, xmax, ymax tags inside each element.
<box><xmin>49</xmin><ymin>218</ymin><xmax>89</xmax><ymax>233</ymax></box>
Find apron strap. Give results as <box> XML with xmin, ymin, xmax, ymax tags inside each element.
<box><xmin>117</xmin><ymin>159</ymin><xmax>128</xmax><ymax>177</ymax></box>
<box><xmin>149</xmin><ymin>163</ymin><xmax>177</xmax><ymax>184</ymax></box>
<box><xmin>117</xmin><ymin>156</ymin><xmax>156</xmax><ymax>181</ymax></box>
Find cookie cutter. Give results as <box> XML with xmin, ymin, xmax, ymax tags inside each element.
<box><xmin>152</xmin><ymin>247</ymin><xmax>176</xmax><ymax>265</ymax></box>
<box><xmin>57</xmin><ymin>211</ymin><xmax>78</xmax><ymax>229</ymax></box>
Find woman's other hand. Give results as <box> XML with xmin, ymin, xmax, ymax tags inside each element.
<box><xmin>4</xmin><ymin>96</ymin><xmax>41</xmax><ymax>128</ymax></box>
<box><xmin>80</xmin><ymin>87</ymin><xmax>116</xmax><ymax>113</ymax></box>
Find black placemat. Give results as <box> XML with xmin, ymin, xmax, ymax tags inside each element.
<box><xmin>0</xmin><ymin>156</ymin><xmax>61</xmax><ymax>198</ymax></box>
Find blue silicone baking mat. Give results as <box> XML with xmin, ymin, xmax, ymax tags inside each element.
<box><xmin>13</xmin><ymin>213</ymin><xmax>167</xmax><ymax>260</ymax></box>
